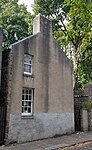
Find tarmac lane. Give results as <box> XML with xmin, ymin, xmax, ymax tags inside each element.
<box><xmin>58</xmin><ymin>141</ymin><xmax>92</xmax><ymax>150</ymax></box>
<box><xmin>0</xmin><ymin>132</ymin><xmax>92</xmax><ymax>150</ymax></box>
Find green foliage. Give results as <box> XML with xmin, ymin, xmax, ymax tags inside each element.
<box><xmin>66</xmin><ymin>0</ymin><xmax>92</xmax><ymax>52</ymax></box>
<box><xmin>82</xmin><ymin>100</ymin><xmax>92</xmax><ymax>109</ymax></box>
<box><xmin>34</xmin><ymin>0</ymin><xmax>92</xmax><ymax>89</ymax></box>
<box><xmin>75</xmin><ymin>32</ymin><xmax>92</xmax><ymax>89</ymax></box>
<box><xmin>34</xmin><ymin>0</ymin><xmax>70</xmax><ymax>31</ymax></box>
<box><xmin>0</xmin><ymin>0</ymin><xmax>33</xmax><ymax>48</ymax></box>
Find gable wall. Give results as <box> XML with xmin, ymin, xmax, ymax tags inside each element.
<box><xmin>48</xmin><ymin>37</ymin><xmax>73</xmax><ymax>113</ymax></box>
<box><xmin>5</xmin><ymin>32</ymin><xmax>74</xmax><ymax>143</ymax></box>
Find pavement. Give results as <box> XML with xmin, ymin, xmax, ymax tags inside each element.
<box><xmin>0</xmin><ymin>131</ymin><xmax>92</xmax><ymax>150</ymax></box>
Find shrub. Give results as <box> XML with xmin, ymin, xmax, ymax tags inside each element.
<box><xmin>82</xmin><ymin>100</ymin><xmax>92</xmax><ymax>109</ymax></box>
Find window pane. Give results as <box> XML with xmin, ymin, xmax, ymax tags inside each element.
<box><xmin>24</xmin><ymin>55</ymin><xmax>31</xmax><ymax>63</ymax></box>
<box><xmin>28</xmin><ymin>101</ymin><xmax>31</xmax><ymax>106</ymax></box>
<box><xmin>29</xmin><ymin>90</ymin><xmax>32</xmax><ymax>94</ymax></box>
<box><xmin>24</xmin><ymin>106</ymin><xmax>28</xmax><ymax>113</ymax></box>
<box><xmin>22</xmin><ymin>107</ymin><xmax>23</xmax><ymax>113</ymax></box>
<box><xmin>26</xmin><ymin>90</ymin><xmax>28</xmax><ymax>94</ymax></box>
<box><xmin>29</xmin><ymin>95</ymin><xmax>31</xmax><ymax>100</ymax></box>
<box><xmin>29</xmin><ymin>66</ymin><xmax>31</xmax><ymax>73</ymax></box>
<box><xmin>30</xmin><ymin>60</ymin><xmax>32</xmax><ymax>64</ymax></box>
<box><xmin>28</xmin><ymin>107</ymin><xmax>31</xmax><ymax>113</ymax></box>
<box><xmin>24</xmin><ymin>64</ymin><xmax>31</xmax><ymax>73</ymax></box>
<box><xmin>24</xmin><ymin>64</ymin><xmax>28</xmax><ymax>72</ymax></box>
<box><xmin>25</xmin><ymin>94</ymin><xmax>28</xmax><ymax>100</ymax></box>
<box><xmin>24</xmin><ymin>101</ymin><xmax>28</xmax><ymax>106</ymax></box>
<box><xmin>24</xmin><ymin>64</ymin><xmax>27</xmax><ymax>72</ymax></box>
<box><xmin>22</xmin><ymin>95</ymin><xmax>24</xmax><ymax>100</ymax></box>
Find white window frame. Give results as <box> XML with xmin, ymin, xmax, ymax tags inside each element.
<box><xmin>24</xmin><ymin>54</ymin><xmax>32</xmax><ymax>75</ymax></box>
<box><xmin>21</xmin><ymin>88</ymin><xmax>33</xmax><ymax>116</ymax></box>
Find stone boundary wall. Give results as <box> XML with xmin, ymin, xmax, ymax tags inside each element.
<box><xmin>81</xmin><ymin>109</ymin><xmax>88</xmax><ymax>131</ymax></box>
<box><xmin>84</xmin><ymin>84</ymin><xmax>92</xmax><ymax>100</ymax></box>
<box><xmin>74</xmin><ymin>83</ymin><xmax>92</xmax><ymax>101</ymax></box>
<box><xmin>81</xmin><ymin>109</ymin><xmax>92</xmax><ymax>131</ymax></box>
<box><xmin>74</xmin><ymin>85</ymin><xmax>92</xmax><ymax>131</ymax></box>
<box><xmin>88</xmin><ymin>109</ymin><xmax>92</xmax><ymax>130</ymax></box>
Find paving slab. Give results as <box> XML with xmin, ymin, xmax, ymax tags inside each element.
<box><xmin>0</xmin><ymin>132</ymin><xmax>92</xmax><ymax>150</ymax></box>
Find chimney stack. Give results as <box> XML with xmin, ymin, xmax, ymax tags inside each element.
<box><xmin>33</xmin><ymin>14</ymin><xmax>52</xmax><ymax>35</ymax></box>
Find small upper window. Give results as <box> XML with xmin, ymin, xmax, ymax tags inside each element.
<box><xmin>24</xmin><ymin>54</ymin><xmax>32</xmax><ymax>75</ymax></box>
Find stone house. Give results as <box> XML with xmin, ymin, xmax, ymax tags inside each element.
<box><xmin>0</xmin><ymin>14</ymin><xmax>74</xmax><ymax>144</ymax></box>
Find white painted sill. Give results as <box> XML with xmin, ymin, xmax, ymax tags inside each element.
<box><xmin>24</xmin><ymin>72</ymin><xmax>32</xmax><ymax>75</ymax></box>
<box><xmin>21</xmin><ymin>114</ymin><xmax>34</xmax><ymax>119</ymax></box>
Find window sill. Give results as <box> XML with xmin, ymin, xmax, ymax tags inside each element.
<box><xmin>23</xmin><ymin>73</ymin><xmax>34</xmax><ymax>78</ymax></box>
<box><xmin>21</xmin><ymin>114</ymin><xmax>34</xmax><ymax>119</ymax></box>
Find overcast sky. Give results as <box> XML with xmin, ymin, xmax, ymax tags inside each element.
<box><xmin>18</xmin><ymin>0</ymin><xmax>34</xmax><ymax>13</ymax></box>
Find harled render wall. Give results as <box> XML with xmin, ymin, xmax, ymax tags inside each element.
<box><xmin>3</xmin><ymin>15</ymin><xmax>74</xmax><ymax>143</ymax></box>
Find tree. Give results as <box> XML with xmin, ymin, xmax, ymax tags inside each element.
<box><xmin>34</xmin><ymin>0</ymin><xmax>70</xmax><ymax>31</ymax></box>
<box><xmin>34</xmin><ymin>0</ymin><xmax>92</xmax><ymax>89</ymax></box>
<box><xmin>66</xmin><ymin>0</ymin><xmax>92</xmax><ymax>88</ymax></box>
<box><xmin>75</xmin><ymin>35</ymin><xmax>92</xmax><ymax>89</ymax></box>
<box><xmin>0</xmin><ymin>0</ymin><xmax>33</xmax><ymax>48</ymax></box>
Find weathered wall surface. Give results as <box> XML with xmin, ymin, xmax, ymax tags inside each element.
<box><xmin>8</xmin><ymin>113</ymin><xmax>74</xmax><ymax>143</ymax></box>
<box><xmin>48</xmin><ymin>38</ymin><xmax>73</xmax><ymax>113</ymax></box>
<box><xmin>2</xmin><ymin>15</ymin><xmax>74</xmax><ymax>143</ymax></box>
